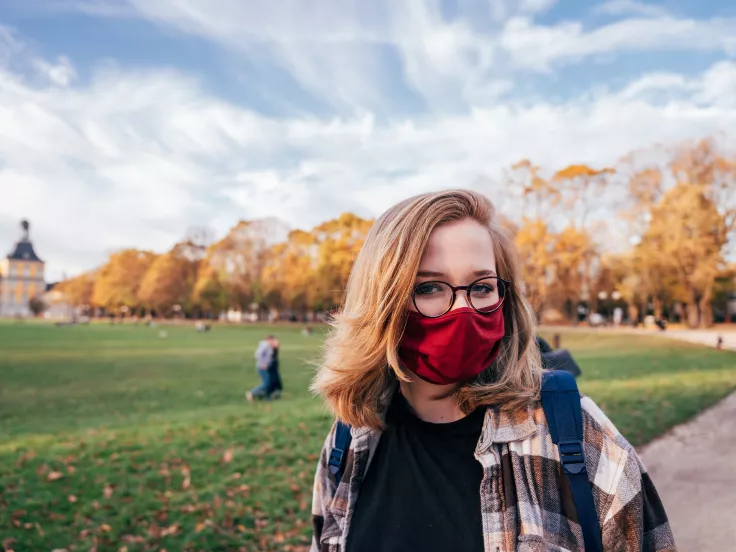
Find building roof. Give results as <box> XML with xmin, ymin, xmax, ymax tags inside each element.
<box><xmin>8</xmin><ymin>240</ymin><xmax>43</xmax><ymax>263</ymax></box>
<box><xmin>7</xmin><ymin>220</ymin><xmax>44</xmax><ymax>263</ymax></box>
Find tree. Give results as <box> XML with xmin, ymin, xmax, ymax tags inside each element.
<box><xmin>509</xmin><ymin>159</ymin><xmax>561</xmax><ymax>220</ymax></box>
<box><xmin>262</xmin><ymin>230</ymin><xmax>318</xmax><ymax>316</ymax></box>
<box><xmin>207</xmin><ymin>218</ymin><xmax>289</xmax><ymax>313</ymax></box>
<box><xmin>641</xmin><ymin>182</ymin><xmax>726</xmax><ymax>327</ymax></box>
<box><xmin>138</xmin><ymin>242</ymin><xmax>200</xmax><ymax>316</ymax></box>
<box><xmin>28</xmin><ymin>295</ymin><xmax>46</xmax><ymax>317</ymax></box>
<box><xmin>548</xmin><ymin>225</ymin><xmax>597</xmax><ymax>321</ymax></box>
<box><xmin>92</xmin><ymin>250</ymin><xmax>156</xmax><ymax>315</ymax></box>
<box><xmin>311</xmin><ymin>213</ymin><xmax>373</xmax><ymax>310</ymax></box>
<box><xmin>552</xmin><ymin>164</ymin><xmax>614</xmax><ymax>230</ymax></box>
<box><xmin>514</xmin><ymin>218</ymin><xmax>554</xmax><ymax>316</ymax></box>
<box><xmin>192</xmin><ymin>264</ymin><xmax>228</xmax><ymax>316</ymax></box>
<box><xmin>56</xmin><ymin>272</ymin><xmax>95</xmax><ymax>308</ymax></box>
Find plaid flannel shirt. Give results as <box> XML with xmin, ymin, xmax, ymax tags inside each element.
<box><xmin>311</xmin><ymin>393</ymin><xmax>676</xmax><ymax>552</ymax></box>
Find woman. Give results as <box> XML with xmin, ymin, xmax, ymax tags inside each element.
<box><xmin>310</xmin><ymin>190</ymin><xmax>674</xmax><ymax>552</ymax></box>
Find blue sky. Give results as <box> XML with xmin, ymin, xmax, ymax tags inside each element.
<box><xmin>1</xmin><ymin>0</ymin><xmax>735</xmax><ymax>280</ymax></box>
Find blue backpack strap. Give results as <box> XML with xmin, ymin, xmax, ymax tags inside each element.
<box><xmin>327</xmin><ymin>421</ymin><xmax>352</xmax><ymax>485</ymax></box>
<box><xmin>541</xmin><ymin>371</ymin><xmax>603</xmax><ymax>552</ymax></box>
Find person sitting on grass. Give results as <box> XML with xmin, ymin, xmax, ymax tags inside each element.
<box><xmin>246</xmin><ymin>335</ymin><xmax>275</xmax><ymax>402</ymax></box>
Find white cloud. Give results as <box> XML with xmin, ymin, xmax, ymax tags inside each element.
<box><xmin>500</xmin><ymin>15</ymin><xmax>736</xmax><ymax>71</ymax></box>
<box><xmin>0</xmin><ymin>24</ymin><xmax>23</xmax><ymax>67</ymax></box>
<box><xmin>593</xmin><ymin>0</ymin><xmax>669</xmax><ymax>18</ymax></box>
<box><xmin>2</xmin><ymin>3</ymin><xmax>736</xmax><ymax>279</ymax></box>
<box><xmin>2</xmin><ymin>49</ymin><xmax>736</xmax><ymax>279</ymax></box>
<box><xmin>519</xmin><ymin>0</ymin><xmax>558</xmax><ymax>15</ymax></box>
<box><xmin>33</xmin><ymin>56</ymin><xmax>77</xmax><ymax>86</ymax></box>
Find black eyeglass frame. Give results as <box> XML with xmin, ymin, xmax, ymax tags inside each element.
<box><xmin>411</xmin><ymin>276</ymin><xmax>512</xmax><ymax>319</ymax></box>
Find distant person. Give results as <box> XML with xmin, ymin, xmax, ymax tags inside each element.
<box><xmin>266</xmin><ymin>335</ymin><xmax>283</xmax><ymax>399</ymax></box>
<box><xmin>246</xmin><ymin>335</ymin><xmax>275</xmax><ymax>401</ymax></box>
<box><xmin>309</xmin><ymin>190</ymin><xmax>674</xmax><ymax>552</ymax></box>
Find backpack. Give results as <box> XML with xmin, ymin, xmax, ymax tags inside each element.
<box><xmin>327</xmin><ymin>370</ymin><xmax>603</xmax><ymax>552</ymax></box>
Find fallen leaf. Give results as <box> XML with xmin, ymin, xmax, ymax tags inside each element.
<box><xmin>118</xmin><ymin>548</ymin><xmax>128</xmax><ymax>552</ymax></box>
<box><xmin>46</xmin><ymin>471</ymin><xmax>64</xmax><ymax>482</ymax></box>
<box><xmin>222</xmin><ymin>449</ymin><xmax>234</xmax><ymax>463</ymax></box>
<box><xmin>160</xmin><ymin>524</ymin><xmax>179</xmax><ymax>537</ymax></box>
<box><xmin>103</xmin><ymin>484</ymin><xmax>114</xmax><ymax>499</ymax></box>
<box><xmin>66</xmin><ymin>465</ymin><xmax>76</xmax><ymax>475</ymax></box>
<box><xmin>237</xmin><ymin>524</ymin><xmax>247</xmax><ymax>533</ymax></box>
<box><xmin>68</xmin><ymin>495</ymin><xmax>78</xmax><ymax>503</ymax></box>
<box><xmin>195</xmin><ymin>523</ymin><xmax>206</xmax><ymax>533</ymax></box>
<box><xmin>100</xmin><ymin>523</ymin><xmax>111</xmax><ymax>533</ymax></box>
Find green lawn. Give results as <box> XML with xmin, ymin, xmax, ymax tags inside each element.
<box><xmin>1</xmin><ymin>322</ymin><xmax>735</xmax><ymax>551</ymax></box>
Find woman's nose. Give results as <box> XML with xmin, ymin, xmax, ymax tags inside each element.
<box><xmin>450</xmin><ymin>292</ymin><xmax>471</xmax><ymax>311</ymax></box>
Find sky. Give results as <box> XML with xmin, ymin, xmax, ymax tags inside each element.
<box><xmin>1</xmin><ymin>0</ymin><xmax>735</xmax><ymax>281</ymax></box>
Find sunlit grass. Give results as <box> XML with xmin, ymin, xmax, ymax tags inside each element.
<box><xmin>0</xmin><ymin>322</ymin><xmax>734</xmax><ymax>551</ymax></box>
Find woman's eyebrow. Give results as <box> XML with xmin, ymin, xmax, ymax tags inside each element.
<box><xmin>415</xmin><ymin>269</ymin><xmax>498</xmax><ymax>278</ymax></box>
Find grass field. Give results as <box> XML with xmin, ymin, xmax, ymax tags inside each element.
<box><xmin>1</xmin><ymin>322</ymin><xmax>736</xmax><ymax>551</ymax></box>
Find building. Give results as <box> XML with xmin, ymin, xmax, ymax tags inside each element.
<box><xmin>0</xmin><ymin>220</ymin><xmax>46</xmax><ymax>317</ymax></box>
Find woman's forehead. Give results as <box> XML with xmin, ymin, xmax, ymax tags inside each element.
<box><xmin>424</xmin><ymin>220</ymin><xmax>495</xmax><ymax>255</ymax></box>
<box><xmin>419</xmin><ymin>219</ymin><xmax>497</xmax><ymax>272</ymax></box>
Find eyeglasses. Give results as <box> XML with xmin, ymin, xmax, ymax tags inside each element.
<box><xmin>412</xmin><ymin>276</ymin><xmax>510</xmax><ymax>318</ymax></box>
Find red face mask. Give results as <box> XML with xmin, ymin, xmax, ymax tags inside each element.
<box><xmin>398</xmin><ymin>307</ymin><xmax>505</xmax><ymax>385</ymax></box>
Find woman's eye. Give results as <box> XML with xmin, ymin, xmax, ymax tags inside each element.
<box><xmin>416</xmin><ymin>283</ymin><xmax>442</xmax><ymax>295</ymax></box>
<box><xmin>471</xmin><ymin>284</ymin><xmax>495</xmax><ymax>295</ymax></box>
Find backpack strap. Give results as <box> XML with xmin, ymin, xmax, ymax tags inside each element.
<box><xmin>541</xmin><ymin>370</ymin><xmax>603</xmax><ymax>552</ymax></box>
<box><xmin>327</xmin><ymin>421</ymin><xmax>353</xmax><ymax>485</ymax></box>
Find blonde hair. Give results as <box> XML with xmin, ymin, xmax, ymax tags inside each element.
<box><xmin>311</xmin><ymin>189</ymin><xmax>542</xmax><ymax>429</ymax></box>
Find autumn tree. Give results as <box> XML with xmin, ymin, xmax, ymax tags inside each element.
<box><xmin>138</xmin><ymin>241</ymin><xmax>201</xmax><ymax>316</ymax></box>
<box><xmin>506</xmin><ymin>160</ymin><xmax>562</xmax><ymax>317</ymax></box>
<box><xmin>311</xmin><ymin>213</ymin><xmax>373</xmax><ymax>310</ymax></box>
<box><xmin>509</xmin><ymin>159</ymin><xmax>561</xmax><ymax>220</ymax></box>
<box><xmin>514</xmin><ymin>218</ymin><xmax>554</xmax><ymax>316</ymax></box>
<box><xmin>262</xmin><ymin>230</ymin><xmax>318</xmax><ymax>317</ymax></box>
<box><xmin>619</xmin><ymin>138</ymin><xmax>735</xmax><ymax>327</ymax></box>
<box><xmin>641</xmin><ymin>183</ymin><xmax>726</xmax><ymax>327</ymax></box>
<box><xmin>191</xmin><ymin>265</ymin><xmax>228</xmax><ymax>316</ymax></box>
<box><xmin>548</xmin><ymin>225</ymin><xmax>597</xmax><ymax>320</ymax></box>
<box><xmin>206</xmin><ymin>218</ymin><xmax>289</xmax><ymax>314</ymax></box>
<box><xmin>552</xmin><ymin>164</ymin><xmax>614</xmax><ymax>230</ymax></box>
<box><xmin>56</xmin><ymin>271</ymin><xmax>96</xmax><ymax>308</ymax></box>
<box><xmin>92</xmin><ymin>249</ymin><xmax>156</xmax><ymax>315</ymax></box>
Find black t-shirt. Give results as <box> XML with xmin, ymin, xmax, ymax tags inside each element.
<box><xmin>346</xmin><ymin>392</ymin><xmax>485</xmax><ymax>552</ymax></box>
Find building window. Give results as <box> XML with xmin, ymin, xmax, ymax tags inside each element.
<box><xmin>23</xmin><ymin>264</ymin><xmax>30</xmax><ymax>277</ymax></box>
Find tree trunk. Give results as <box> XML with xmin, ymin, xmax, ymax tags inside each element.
<box><xmin>628</xmin><ymin>305</ymin><xmax>639</xmax><ymax>326</ymax></box>
<box><xmin>683</xmin><ymin>284</ymin><xmax>698</xmax><ymax>328</ymax></box>
<box><xmin>699</xmin><ymin>280</ymin><xmax>715</xmax><ymax>328</ymax></box>
<box><xmin>653</xmin><ymin>298</ymin><xmax>663</xmax><ymax>320</ymax></box>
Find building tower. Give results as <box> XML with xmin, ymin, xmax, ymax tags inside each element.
<box><xmin>0</xmin><ymin>220</ymin><xmax>46</xmax><ymax>317</ymax></box>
